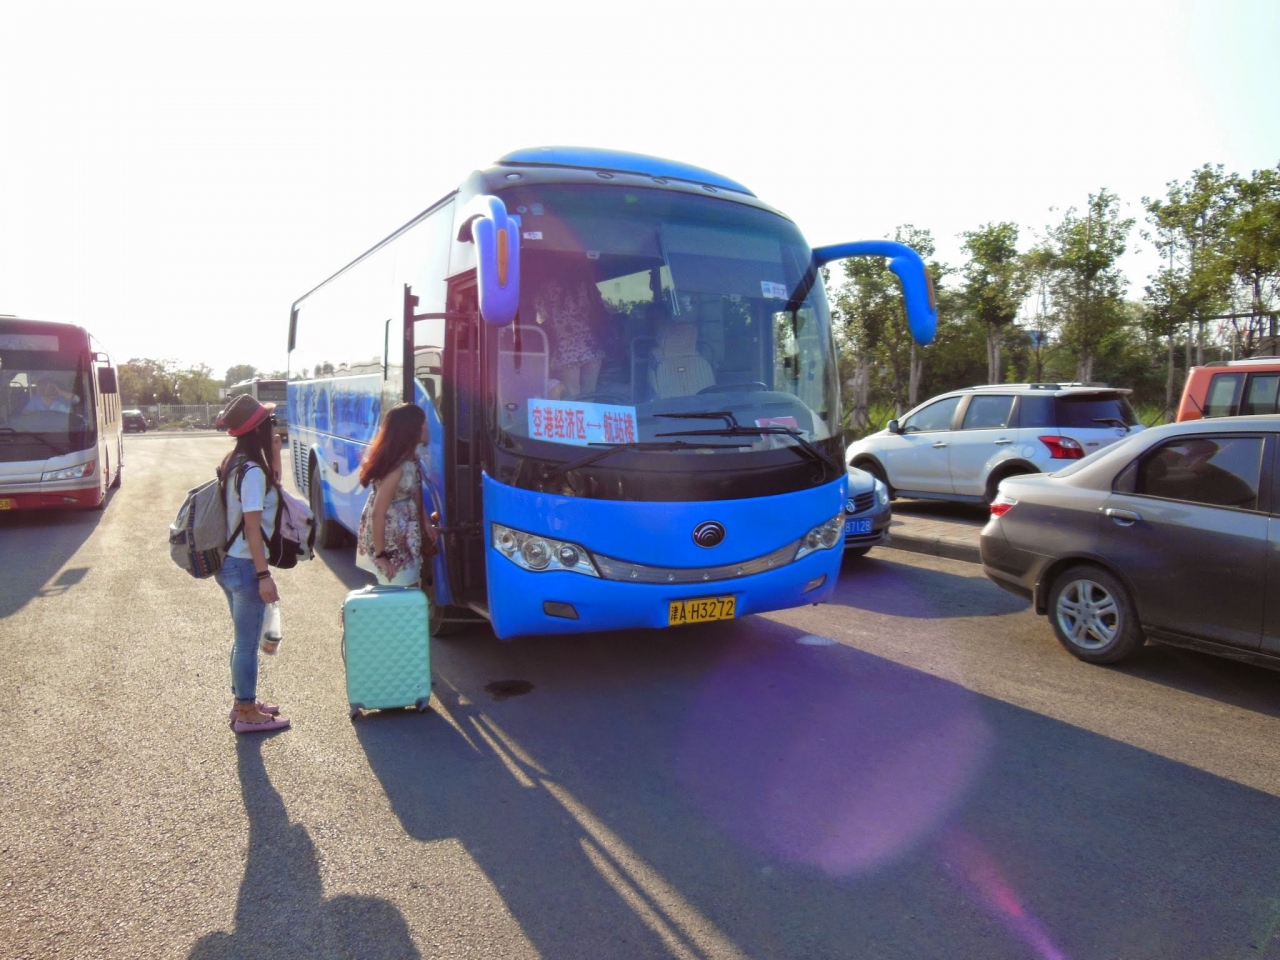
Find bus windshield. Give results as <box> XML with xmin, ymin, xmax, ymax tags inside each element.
<box><xmin>492</xmin><ymin>185</ymin><xmax>839</xmax><ymax>456</ymax></box>
<box><xmin>0</xmin><ymin>346</ymin><xmax>94</xmax><ymax>459</ymax></box>
<box><xmin>255</xmin><ymin>380</ymin><xmax>288</xmax><ymax>404</ymax></box>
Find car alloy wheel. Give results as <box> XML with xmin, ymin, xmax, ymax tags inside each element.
<box><xmin>1055</xmin><ymin>578</ymin><xmax>1118</xmax><ymax>649</ymax></box>
<box><xmin>1048</xmin><ymin>564</ymin><xmax>1144</xmax><ymax>665</ymax></box>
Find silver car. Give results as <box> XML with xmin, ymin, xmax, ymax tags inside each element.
<box><xmin>847</xmin><ymin>383</ymin><xmax>1141</xmax><ymax>505</ymax></box>
<box><xmin>981</xmin><ymin>415</ymin><xmax>1280</xmax><ymax>668</ymax></box>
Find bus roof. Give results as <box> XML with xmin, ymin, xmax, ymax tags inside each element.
<box><xmin>495</xmin><ymin>147</ymin><xmax>755</xmax><ymax>197</ymax></box>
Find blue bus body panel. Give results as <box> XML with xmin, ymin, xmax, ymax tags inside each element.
<box><xmin>288</xmin><ymin>377</ymin><xmax>454</xmax><ymax>607</ymax></box>
<box><xmin>496</xmin><ymin>147</ymin><xmax>755</xmax><ymax>197</ymax></box>
<box><xmin>483</xmin><ymin>473</ymin><xmax>845</xmax><ymax>639</ymax></box>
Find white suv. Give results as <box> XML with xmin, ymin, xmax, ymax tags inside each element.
<box><xmin>845</xmin><ymin>384</ymin><xmax>1142</xmax><ymax>504</ymax></box>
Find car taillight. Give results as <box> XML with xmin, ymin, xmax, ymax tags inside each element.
<box><xmin>989</xmin><ymin>493</ymin><xmax>1018</xmax><ymax>517</ymax></box>
<box><xmin>1038</xmin><ymin>435</ymin><xmax>1084</xmax><ymax>459</ymax></box>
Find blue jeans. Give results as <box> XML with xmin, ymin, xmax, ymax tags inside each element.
<box><xmin>215</xmin><ymin>556</ymin><xmax>264</xmax><ymax>704</ymax></box>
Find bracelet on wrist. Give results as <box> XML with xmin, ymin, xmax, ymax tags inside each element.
<box><xmin>255</xmin><ymin>570</ymin><xmax>271</xmax><ymax>580</ymax></box>
<box><xmin>375</xmin><ymin>550</ymin><xmax>391</xmax><ymax>560</ymax></box>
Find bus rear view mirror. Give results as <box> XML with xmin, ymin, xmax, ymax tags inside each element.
<box><xmin>458</xmin><ymin>195</ymin><xmax>521</xmax><ymax>326</ymax></box>
<box><xmin>97</xmin><ymin>367</ymin><xmax>118</xmax><ymax>394</ymax></box>
<box><xmin>811</xmin><ymin>240</ymin><xmax>938</xmax><ymax>346</ymax></box>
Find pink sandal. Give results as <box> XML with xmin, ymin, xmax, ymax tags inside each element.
<box><xmin>228</xmin><ymin>702</ymin><xmax>280</xmax><ymax>722</ymax></box>
<box><xmin>232</xmin><ymin>714</ymin><xmax>291</xmax><ymax>734</ymax></box>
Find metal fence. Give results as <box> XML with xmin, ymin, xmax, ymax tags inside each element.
<box><xmin>134</xmin><ymin>404</ymin><xmax>219</xmax><ymax>429</ymax></box>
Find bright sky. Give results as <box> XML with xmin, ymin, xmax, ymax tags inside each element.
<box><xmin>2</xmin><ymin>0</ymin><xmax>1277</xmax><ymax>378</ymax></box>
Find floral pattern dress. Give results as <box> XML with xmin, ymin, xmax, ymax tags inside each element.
<box><xmin>536</xmin><ymin>280</ymin><xmax>606</xmax><ymax>368</ymax></box>
<box><xmin>356</xmin><ymin>457</ymin><xmax>423</xmax><ymax>586</ymax></box>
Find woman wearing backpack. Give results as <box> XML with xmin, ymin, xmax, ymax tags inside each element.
<box><xmin>215</xmin><ymin>394</ymin><xmax>291</xmax><ymax>734</ymax></box>
<box><xmin>356</xmin><ymin>402</ymin><xmax>437</xmax><ymax>586</ymax></box>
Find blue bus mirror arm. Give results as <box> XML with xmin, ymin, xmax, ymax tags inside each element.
<box><xmin>812</xmin><ymin>240</ymin><xmax>937</xmax><ymax>346</ymax></box>
<box><xmin>458</xmin><ymin>194</ymin><xmax>522</xmax><ymax>327</ymax></box>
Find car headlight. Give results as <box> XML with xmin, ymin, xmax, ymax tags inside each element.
<box><xmin>794</xmin><ymin>513</ymin><xmax>845</xmax><ymax>560</ymax></box>
<box><xmin>42</xmin><ymin>460</ymin><xmax>96</xmax><ymax>482</ymax></box>
<box><xmin>874</xmin><ymin>479</ymin><xmax>889</xmax><ymax>506</ymax></box>
<box><xmin>491</xmin><ymin>522</ymin><xmax>599</xmax><ymax>576</ymax></box>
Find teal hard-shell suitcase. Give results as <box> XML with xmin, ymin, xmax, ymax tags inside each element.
<box><xmin>341</xmin><ymin>585</ymin><xmax>431</xmax><ymax>717</ymax></box>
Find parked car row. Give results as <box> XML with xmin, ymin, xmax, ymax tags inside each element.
<box><xmin>841</xmin><ymin>364</ymin><xmax>1280</xmax><ymax>675</ymax></box>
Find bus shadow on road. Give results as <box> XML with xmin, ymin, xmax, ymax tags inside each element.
<box><xmin>352</xmin><ymin>616</ymin><xmax>1280</xmax><ymax>959</ymax></box>
<box><xmin>833</xmin><ymin>551</ymin><xmax>1030</xmax><ymax>619</ymax></box>
<box><xmin>187</xmin><ymin>737</ymin><xmax>419</xmax><ymax>960</ymax></box>
<box><xmin>0</xmin><ymin>502</ymin><xmax>107</xmax><ymax>619</ymax></box>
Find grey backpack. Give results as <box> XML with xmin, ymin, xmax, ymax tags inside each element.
<box><xmin>168</xmin><ymin>462</ymin><xmax>249</xmax><ymax>579</ymax></box>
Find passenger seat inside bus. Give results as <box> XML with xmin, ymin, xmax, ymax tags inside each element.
<box><xmin>650</xmin><ymin>321</ymin><xmax>715</xmax><ymax>399</ymax></box>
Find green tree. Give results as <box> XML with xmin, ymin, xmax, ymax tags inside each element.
<box><xmin>959</xmin><ymin>222</ymin><xmax>1032</xmax><ymax>384</ymax></box>
<box><xmin>1046</xmin><ymin>190</ymin><xmax>1134</xmax><ymax>383</ymax></box>
<box><xmin>829</xmin><ymin>226</ymin><xmax>946</xmax><ymax>428</ymax></box>
<box><xmin>224</xmin><ymin>364</ymin><xmax>260</xmax><ymax>386</ymax></box>
<box><xmin>1021</xmin><ymin>244</ymin><xmax>1060</xmax><ymax>383</ymax></box>
<box><xmin>1224</xmin><ymin>164</ymin><xmax>1280</xmax><ymax>354</ymax></box>
<box><xmin>118</xmin><ymin>358</ymin><xmax>179</xmax><ymax>406</ymax></box>
<box><xmin>1143</xmin><ymin>164</ymin><xmax>1235</xmax><ymax>370</ymax></box>
<box><xmin>174</xmin><ymin>364</ymin><xmax>220</xmax><ymax>404</ymax></box>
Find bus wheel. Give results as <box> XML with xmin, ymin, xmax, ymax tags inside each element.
<box><xmin>110</xmin><ymin>448</ymin><xmax>122</xmax><ymax>489</ymax></box>
<box><xmin>310</xmin><ymin>465</ymin><xmax>345</xmax><ymax>549</ymax></box>
<box><xmin>428</xmin><ymin>597</ymin><xmax>462</xmax><ymax>637</ymax></box>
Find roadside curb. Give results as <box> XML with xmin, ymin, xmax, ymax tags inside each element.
<box><xmin>883</xmin><ymin>531</ymin><xmax>982</xmax><ymax>565</ymax></box>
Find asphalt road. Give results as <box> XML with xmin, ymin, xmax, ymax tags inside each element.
<box><xmin>3</xmin><ymin>435</ymin><xmax>1280</xmax><ymax>959</ymax></box>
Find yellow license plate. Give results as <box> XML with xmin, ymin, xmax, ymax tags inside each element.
<box><xmin>668</xmin><ymin>596</ymin><xmax>736</xmax><ymax>626</ymax></box>
<box><xmin>0</xmin><ymin>499</ymin><xmax>11</xmax><ymax>510</ymax></box>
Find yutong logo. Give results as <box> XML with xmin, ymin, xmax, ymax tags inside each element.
<box><xmin>692</xmin><ymin>521</ymin><xmax>725</xmax><ymax>548</ymax></box>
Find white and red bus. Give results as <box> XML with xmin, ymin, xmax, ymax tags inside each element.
<box><xmin>0</xmin><ymin>316</ymin><xmax>123</xmax><ymax>510</ymax></box>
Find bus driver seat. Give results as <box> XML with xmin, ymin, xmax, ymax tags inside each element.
<box><xmin>649</xmin><ymin>321</ymin><xmax>715</xmax><ymax>399</ymax></box>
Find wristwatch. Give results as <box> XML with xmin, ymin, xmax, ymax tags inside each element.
<box><xmin>375</xmin><ymin>550</ymin><xmax>392</xmax><ymax>560</ymax></box>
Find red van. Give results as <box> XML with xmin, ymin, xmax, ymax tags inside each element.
<box><xmin>1176</xmin><ymin>357</ymin><xmax>1280</xmax><ymax>421</ymax></box>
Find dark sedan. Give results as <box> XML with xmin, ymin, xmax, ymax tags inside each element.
<box><xmin>122</xmin><ymin>409</ymin><xmax>148</xmax><ymax>433</ymax></box>
<box><xmin>844</xmin><ymin>464</ymin><xmax>892</xmax><ymax>556</ymax></box>
<box><xmin>981</xmin><ymin>415</ymin><xmax>1280</xmax><ymax>669</ymax></box>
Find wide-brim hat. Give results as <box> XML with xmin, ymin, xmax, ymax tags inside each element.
<box><xmin>217</xmin><ymin>394</ymin><xmax>276</xmax><ymax>437</ymax></box>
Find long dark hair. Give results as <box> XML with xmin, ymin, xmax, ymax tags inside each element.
<box><xmin>360</xmin><ymin>403</ymin><xmax>426</xmax><ymax>487</ymax></box>
<box><xmin>220</xmin><ymin>418</ymin><xmax>277</xmax><ymax>489</ymax></box>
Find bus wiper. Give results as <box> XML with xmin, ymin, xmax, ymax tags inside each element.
<box><xmin>541</xmin><ymin>439</ymin><xmax>749</xmax><ymax>482</ymax></box>
<box><xmin>654</xmin><ymin>424</ymin><xmax>840</xmax><ymax>472</ymax></box>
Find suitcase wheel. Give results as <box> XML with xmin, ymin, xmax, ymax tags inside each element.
<box><xmin>349</xmin><ymin>704</ymin><xmax>362</xmax><ymax>721</ymax></box>
<box><xmin>415</xmin><ymin>697</ymin><xmax>431</xmax><ymax>713</ymax></box>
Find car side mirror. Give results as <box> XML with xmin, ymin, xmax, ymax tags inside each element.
<box><xmin>887</xmin><ymin>419</ymin><xmax>901</xmax><ymax>434</ymax></box>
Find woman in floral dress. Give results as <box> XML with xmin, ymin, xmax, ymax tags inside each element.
<box><xmin>536</xmin><ymin>275</ymin><xmax>607</xmax><ymax>398</ymax></box>
<box><xmin>356</xmin><ymin>403</ymin><xmax>437</xmax><ymax>586</ymax></box>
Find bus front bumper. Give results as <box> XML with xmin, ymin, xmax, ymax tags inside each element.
<box><xmin>0</xmin><ymin>481</ymin><xmax>102</xmax><ymax>510</ymax></box>
<box><xmin>485</xmin><ymin>546</ymin><xmax>840</xmax><ymax>640</ymax></box>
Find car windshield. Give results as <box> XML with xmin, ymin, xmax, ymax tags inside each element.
<box><xmin>491</xmin><ymin>185</ymin><xmax>839</xmax><ymax>455</ymax></box>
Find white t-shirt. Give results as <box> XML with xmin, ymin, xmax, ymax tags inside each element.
<box><xmin>225</xmin><ymin>461</ymin><xmax>280</xmax><ymax>560</ymax></box>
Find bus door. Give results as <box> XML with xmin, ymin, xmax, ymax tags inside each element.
<box><xmin>441</xmin><ymin>278</ymin><xmax>488</xmax><ymax>611</ymax></box>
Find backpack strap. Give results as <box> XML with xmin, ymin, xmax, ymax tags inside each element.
<box><xmin>218</xmin><ymin>457</ymin><xmax>252</xmax><ymax>551</ymax></box>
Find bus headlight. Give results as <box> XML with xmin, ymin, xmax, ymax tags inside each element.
<box><xmin>42</xmin><ymin>460</ymin><xmax>96</xmax><ymax>482</ymax></box>
<box><xmin>491</xmin><ymin>523</ymin><xmax>599</xmax><ymax>576</ymax></box>
<box><xmin>794</xmin><ymin>514</ymin><xmax>845</xmax><ymax>560</ymax></box>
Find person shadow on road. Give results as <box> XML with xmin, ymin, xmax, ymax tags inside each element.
<box><xmin>187</xmin><ymin>738</ymin><xmax>419</xmax><ymax>960</ymax></box>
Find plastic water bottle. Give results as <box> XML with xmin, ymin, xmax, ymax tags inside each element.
<box><xmin>260</xmin><ymin>601</ymin><xmax>282</xmax><ymax>655</ymax></box>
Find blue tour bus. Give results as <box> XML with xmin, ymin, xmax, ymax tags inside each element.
<box><xmin>287</xmin><ymin>147</ymin><xmax>935</xmax><ymax>639</ymax></box>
